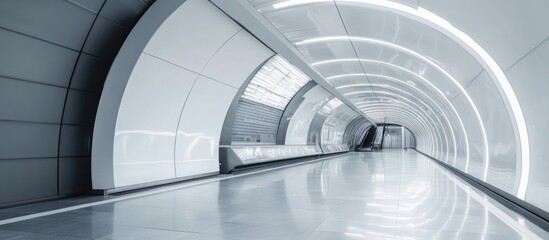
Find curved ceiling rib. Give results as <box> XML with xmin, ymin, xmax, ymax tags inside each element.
<box><xmin>343</xmin><ymin>84</ymin><xmax>455</xmax><ymax>162</ymax></box>
<box><xmin>339</xmin><ymin>75</ymin><xmax>460</xmax><ymax>163</ymax></box>
<box><xmin>352</xmin><ymin>92</ymin><xmax>448</xmax><ymax>160</ymax></box>
<box><xmin>362</xmin><ymin>108</ymin><xmax>429</xmax><ymax>139</ymax></box>
<box><xmin>268</xmin><ymin>0</ymin><xmax>530</xmax><ymax>200</ymax></box>
<box><xmin>305</xmin><ymin>38</ymin><xmax>487</xmax><ymax>178</ymax></box>
<box><xmin>314</xmin><ymin>59</ymin><xmax>470</xmax><ymax>167</ymax></box>
<box><xmin>364</xmin><ymin>108</ymin><xmax>436</xmax><ymax>154</ymax></box>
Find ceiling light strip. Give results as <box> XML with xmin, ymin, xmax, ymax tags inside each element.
<box><xmin>320</xmin><ymin>59</ymin><xmax>466</xmax><ymax>167</ymax></box>
<box><xmin>272</xmin><ymin>0</ymin><xmax>529</xmax><ymax>200</ymax></box>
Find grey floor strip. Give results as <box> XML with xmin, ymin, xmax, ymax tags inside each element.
<box><xmin>0</xmin><ymin>153</ymin><xmax>346</xmax><ymax>226</ymax></box>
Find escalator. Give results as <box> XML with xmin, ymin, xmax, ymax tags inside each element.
<box><xmin>358</xmin><ymin>126</ymin><xmax>384</xmax><ymax>151</ymax></box>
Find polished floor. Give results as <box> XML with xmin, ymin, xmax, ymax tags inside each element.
<box><xmin>0</xmin><ymin>150</ymin><xmax>547</xmax><ymax>239</ymax></box>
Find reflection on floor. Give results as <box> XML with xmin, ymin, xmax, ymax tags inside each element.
<box><xmin>0</xmin><ymin>150</ymin><xmax>547</xmax><ymax>239</ymax></box>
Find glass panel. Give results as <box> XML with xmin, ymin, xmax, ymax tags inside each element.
<box><xmin>241</xmin><ymin>55</ymin><xmax>310</xmax><ymax>110</ymax></box>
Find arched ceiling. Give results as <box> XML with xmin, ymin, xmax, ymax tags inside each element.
<box><xmin>212</xmin><ymin>0</ymin><xmax>541</xmax><ymax>201</ymax></box>
<box><xmin>244</xmin><ymin>0</ymin><xmax>488</xmax><ymax>177</ymax></box>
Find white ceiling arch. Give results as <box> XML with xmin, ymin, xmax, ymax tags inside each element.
<box><xmin>305</xmin><ymin>38</ymin><xmax>488</xmax><ymax>177</ymax></box>
<box><xmin>344</xmin><ymin>85</ymin><xmax>456</xmax><ymax>162</ymax></box>
<box><xmin>354</xmin><ymin>95</ymin><xmax>447</xmax><ymax>160</ymax></box>
<box><xmin>362</xmin><ymin>107</ymin><xmax>438</xmax><ymax>154</ymax></box>
<box><xmin>249</xmin><ymin>0</ymin><xmax>530</xmax><ymax>199</ymax></box>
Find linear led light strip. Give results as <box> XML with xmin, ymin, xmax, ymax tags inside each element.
<box><xmin>271</xmin><ymin>0</ymin><xmax>530</xmax><ymax>200</ymax></box>
<box><xmin>357</xmin><ymin>101</ymin><xmax>436</xmax><ymax>159</ymax></box>
<box><xmin>354</xmin><ymin>100</ymin><xmax>439</xmax><ymax>155</ymax></box>
<box><xmin>366</xmin><ymin>113</ymin><xmax>423</xmax><ymax>137</ymax></box>
<box><xmin>348</xmin><ymin>86</ymin><xmax>451</xmax><ymax>161</ymax></box>
<box><xmin>362</xmin><ymin>109</ymin><xmax>433</xmax><ymax>152</ymax></box>
<box><xmin>368</xmin><ymin>117</ymin><xmax>425</xmax><ymax>146</ymax></box>
<box><xmin>363</xmin><ymin>109</ymin><xmax>434</xmax><ymax>152</ymax></box>
<box><xmin>317</xmin><ymin>59</ymin><xmax>468</xmax><ymax>169</ymax></box>
<box><xmin>359</xmin><ymin>107</ymin><xmax>429</xmax><ymax>136</ymax></box>
<box><xmin>350</xmin><ymin>90</ymin><xmax>445</xmax><ymax>159</ymax></box>
<box><xmin>324</xmin><ymin>107</ymin><xmax>358</xmax><ymax>135</ymax></box>
<box><xmin>361</xmin><ymin>109</ymin><xmax>427</xmax><ymax>141</ymax></box>
<box><xmin>339</xmin><ymin>75</ymin><xmax>458</xmax><ymax>164</ymax></box>
<box><xmin>304</xmin><ymin>37</ymin><xmax>489</xmax><ymax>179</ymax></box>
<box><xmin>368</xmin><ymin>114</ymin><xmax>425</xmax><ymax>143</ymax></box>
<box><xmin>326</xmin><ymin>73</ymin><xmax>367</xmax><ymax>80</ymax></box>
<box><xmin>366</xmin><ymin>74</ymin><xmax>459</xmax><ymax>165</ymax></box>
<box><xmin>342</xmin><ymin>82</ymin><xmax>454</xmax><ymax>163</ymax></box>
<box><xmin>325</xmin><ymin>73</ymin><xmax>388</xmax><ymax>117</ymax></box>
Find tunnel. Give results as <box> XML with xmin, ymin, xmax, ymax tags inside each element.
<box><xmin>0</xmin><ymin>0</ymin><xmax>548</xmax><ymax>239</ymax></box>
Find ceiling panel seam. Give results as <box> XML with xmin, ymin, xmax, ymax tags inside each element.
<box><xmin>333</xmin><ymin>1</ymin><xmax>388</xmax><ymax>121</ymax></box>
<box><xmin>56</xmin><ymin>0</ymin><xmax>108</xmax><ymax>196</ymax></box>
<box><xmin>209</xmin><ymin>0</ymin><xmax>377</xmax><ymax>126</ymax></box>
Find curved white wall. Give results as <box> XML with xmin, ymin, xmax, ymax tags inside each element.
<box><xmin>7</xmin><ymin>0</ymin><xmax>548</xmax><ymax>213</ymax></box>
<box><xmin>89</xmin><ymin>0</ymin><xmax>549</xmax><ymax>215</ymax></box>
<box><xmin>285</xmin><ymin>85</ymin><xmax>332</xmax><ymax>145</ymax></box>
<box><xmin>113</xmin><ymin>53</ymin><xmax>197</xmax><ymax>186</ymax></box>
<box><xmin>93</xmin><ymin>0</ymin><xmax>273</xmax><ymax>190</ymax></box>
<box><xmin>242</xmin><ymin>0</ymin><xmax>549</xmax><ymax>213</ymax></box>
<box><xmin>321</xmin><ymin>106</ymin><xmax>359</xmax><ymax>145</ymax></box>
<box><xmin>413</xmin><ymin>0</ymin><xmax>549</xmax><ymax>208</ymax></box>
<box><xmin>420</xmin><ymin>0</ymin><xmax>549</xmax><ymax>215</ymax></box>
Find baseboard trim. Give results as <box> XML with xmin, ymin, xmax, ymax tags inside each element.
<box><xmin>413</xmin><ymin>149</ymin><xmax>549</xmax><ymax>230</ymax></box>
<box><xmin>96</xmin><ymin>172</ymin><xmax>220</xmax><ymax>195</ymax></box>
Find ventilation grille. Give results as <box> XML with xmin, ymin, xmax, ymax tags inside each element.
<box><xmin>241</xmin><ymin>55</ymin><xmax>310</xmax><ymax>110</ymax></box>
<box><xmin>231</xmin><ymin>99</ymin><xmax>283</xmax><ymax>144</ymax></box>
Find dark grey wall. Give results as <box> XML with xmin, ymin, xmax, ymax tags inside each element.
<box><xmin>0</xmin><ymin>0</ymin><xmax>154</xmax><ymax>207</ymax></box>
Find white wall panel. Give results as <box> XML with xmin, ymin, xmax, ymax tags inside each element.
<box><xmin>313</xmin><ymin>61</ymin><xmax>365</xmax><ymax>80</ymax></box>
<box><xmin>388</xmin><ymin>0</ymin><xmax>418</xmax><ymax>8</ymax></box>
<box><xmin>441</xmin><ymin>104</ymin><xmax>468</xmax><ymax>171</ymax></box>
<box><xmin>448</xmin><ymin>94</ymin><xmax>484</xmax><ymax>179</ymax></box>
<box><xmin>506</xmin><ymin>38</ymin><xmax>549</xmax><ymax>212</ymax></box>
<box><xmin>202</xmin><ymin>30</ymin><xmax>274</xmax><ymax>88</ymax></box>
<box><xmin>94</xmin><ymin>0</ymin><xmax>272</xmax><ymax>191</ymax></box>
<box><xmin>322</xmin><ymin>106</ymin><xmax>358</xmax><ymax>145</ymax></box>
<box><xmin>249</xmin><ymin>2</ymin><xmax>345</xmax><ymax>43</ymax></box>
<box><xmin>113</xmin><ymin>53</ymin><xmax>198</xmax><ymax>187</ymax></box>
<box><xmin>466</xmin><ymin>71</ymin><xmax>517</xmax><ymax>193</ymax></box>
<box><xmin>352</xmin><ymin>43</ymin><xmax>462</xmax><ymax>100</ymax></box>
<box><xmin>338</xmin><ymin>4</ymin><xmax>483</xmax><ymax>85</ymax></box>
<box><xmin>419</xmin><ymin>0</ymin><xmax>549</xmax><ymax>70</ymax></box>
<box><xmin>144</xmin><ymin>0</ymin><xmax>241</xmax><ymax>73</ymax></box>
<box><xmin>243</xmin><ymin>0</ymin><xmax>549</xmax><ymax>214</ymax></box>
<box><xmin>286</xmin><ymin>86</ymin><xmax>332</xmax><ymax>145</ymax></box>
<box><xmin>297</xmin><ymin>41</ymin><xmax>358</xmax><ymax>63</ymax></box>
<box><xmin>175</xmin><ymin>77</ymin><xmax>237</xmax><ymax>178</ymax></box>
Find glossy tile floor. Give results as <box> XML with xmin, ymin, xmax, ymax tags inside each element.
<box><xmin>0</xmin><ymin>150</ymin><xmax>547</xmax><ymax>239</ymax></box>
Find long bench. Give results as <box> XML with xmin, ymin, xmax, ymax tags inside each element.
<box><xmin>219</xmin><ymin>145</ymin><xmax>323</xmax><ymax>173</ymax></box>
